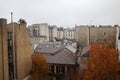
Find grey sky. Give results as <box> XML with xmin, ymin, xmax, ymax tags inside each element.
<box><xmin>0</xmin><ymin>0</ymin><xmax>120</xmax><ymax>27</ymax></box>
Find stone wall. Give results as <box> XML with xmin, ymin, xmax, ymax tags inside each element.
<box><xmin>0</xmin><ymin>19</ymin><xmax>9</xmax><ymax>80</ymax></box>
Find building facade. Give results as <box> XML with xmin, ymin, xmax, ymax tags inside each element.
<box><xmin>0</xmin><ymin>18</ymin><xmax>9</xmax><ymax>80</ymax></box>
<box><xmin>35</xmin><ymin>42</ymin><xmax>77</xmax><ymax>80</ymax></box>
<box><xmin>57</xmin><ymin>27</ymin><xmax>64</xmax><ymax>40</ymax></box>
<box><xmin>116</xmin><ymin>26</ymin><xmax>120</xmax><ymax>61</ymax></box>
<box><xmin>75</xmin><ymin>25</ymin><xmax>117</xmax><ymax>46</ymax></box>
<box><xmin>49</xmin><ymin>25</ymin><xmax>57</xmax><ymax>41</ymax></box>
<box><xmin>0</xmin><ymin>18</ymin><xmax>32</xmax><ymax>80</ymax></box>
<box><xmin>75</xmin><ymin>26</ymin><xmax>89</xmax><ymax>46</ymax></box>
<box><xmin>64</xmin><ymin>28</ymin><xmax>75</xmax><ymax>40</ymax></box>
<box><xmin>28</xmin><ymin>23</ymin><xmax>50</xmax><ymax>53</ymax></box>
<box><xmin>31</xmin><ymin>37</ymin><xmax>47</xmax><ymax>44</ymax></box>
<box><xmin>28</xmin><ymin>23</ymin><xmax>49</xmax><ymax>42</ymax></box>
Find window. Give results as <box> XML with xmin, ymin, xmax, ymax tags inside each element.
<box><xmin>8</xmin><ymin>46</ymin><xmax>12</xmax><ymax>55</ymax></box>
<box><xmin>118</xmin><ymin>33</ymin><xmax>120</xmax><ymax>39</ymax></box>
<box><xmin>56</xmin><ymin>66</ymin><xmax>65</xmax><ymax>73</ymax></box>
<box><xmin>49</xmin><ymin>65</ymin><xmax>54</xmax><ymax>73</ymax></box>
<box><xmin>46</xmin><ymin>45</ymin><xmax>50</xmax><ymax>48</ymax></box>
<box><xmin>8</xmin><ymin>40</ymin><xmax>12</xmax><ymax>46</ymax></box>
<box><xmin>7</xmin><ymin>32</ymin><xmax>15</xmax><ymax>79</ymax></box>
<box><xmin>104</xmin><ymin>32</ymin><xmax>106</xmax><ymax>35</ymax></box>
<box><xmin>9</xmin><ymin>63</ymin><xmax>14</xmax><ymax>79</ymax></box>
<box><xmin>56</xmin><ymin>45</ymin><xmax>60</xmax><ymax>47</ymax></box>
<box><xmin>8</xmin><ymin>32</ymin><xmax>12</xmax><ymax>39</ymax></box>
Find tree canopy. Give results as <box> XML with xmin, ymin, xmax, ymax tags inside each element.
<box><xmin>30</xmin><ymin>52</ymin><xmax>49</xmax><ymax>80</ymax></box>
<box><xmin>82</xmin><ymin>42</ymin><xmax>119</xmax><ymax>80</ymax></box>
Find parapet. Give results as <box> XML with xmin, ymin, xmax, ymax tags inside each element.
<box><xmin>0</xmin><ymin>18</ymin><xmax>7</xmax><ymax>24</ymax></box>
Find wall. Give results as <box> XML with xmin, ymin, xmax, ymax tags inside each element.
<box><xmin>7</xmin><ymin>21</ymin><xmax>32</xmax><ymax>80</ymax></box>
<box><xmin>75</xmin><ymin>26</ymin><xmax>89</xmax><ymax>46</ymax></box>
<box><xmin>0</xmin><ymin>19</ymin><xmax>9</xmax><ymax>80</ymax></box>
<box><xmin>75</xmin><ymin>25</ymin><xmax>117</xmax><ymax>46</ymax></box>
<box><xmin>90</xmin><ymin>26</ymin><xmax>116</xmax><ymax>43</ymax></box>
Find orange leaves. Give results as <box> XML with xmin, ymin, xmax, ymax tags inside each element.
<box><xmin>82</xmin><ymin>42</ymin><xmax>119</xmax><ymax>80</ymax></box>
<box><xmin>31</xmin><ymin>52</ymin><xmax>49</xmax><ymax>80</ymax></box>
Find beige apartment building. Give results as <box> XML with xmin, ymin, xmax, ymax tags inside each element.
<box><xmin>75</xmin><ymin>25</ymin><xmax>117</xmax><ymax>46</ymax></box>
<box><xmin>57</xmin><ymin>27</ymin><xmax>64</xmax><ymax>40</ymax></box>
<box><xmin>31</xmin><ymin>37</ymin><xmax>47</xmax><ymax>44</ymax></box>
<box><xmin>28</xmin><ymin>23</ymin><xmax>49</xmax><ymax>42</ymax></box>
<box><xmin>49</xmin><ymin>25</ymin><xmax>58</xmax><ymax>41</ymax></box>
<box><xmin>75</xmin><ymin>25</ymin><xmax>89</xmax><ymax>46</ymax></box>
<box><xmin>0</xmin><ymin>18</ymin><xmax>32</xmax><ymax>80</ymax></box>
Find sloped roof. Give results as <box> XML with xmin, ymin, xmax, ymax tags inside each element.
<box><xmin>66</xmin><ymin>45</ymin><xmax>76</xmax><ymax>53</ymax></box>
<box><xmin>35</xmin><ymin>42</ymin><xmax>64</xmax><ymax>54</ymax></box>
<box><xmin>42</xmin><ymin>49</ymin><xmax>75</xmax><ymax>65</ymax></box>
<box><xmin>35</xmin><ymin>42</ymin><xmax>75</xmax><ymax>65</ymax></box>
<box><xmin>81</xmin><ymin>45</ymin><xmax>91</xmax><ymax>56</ymax></box>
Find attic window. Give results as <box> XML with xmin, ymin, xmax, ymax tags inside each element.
<box><xmin>46</xmin><ymin>45</ymin><xmax>50</xmax><ymax>48</ymax></box>
<box><xmin>39</xmin><ymin>46</ymin><xmax>41</xmax><ymax>48</ymax></box>
<box><xmin>56</xmin><ymin>45</ymin><xmax>60</xmax><ymax>47</ymax></box>
<box><xmin>104</xmin><ymin>32</ymin><xmax>106</xmax><ymax>35</ymax></box>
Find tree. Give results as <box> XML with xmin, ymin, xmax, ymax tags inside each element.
<box><xmin>30</xmin><ymin>52</ymin><xmax>49</xmax><ymax>80</ymax></box>
<box><xmin>82</xmin><ymin>42</ymin><xmax>119</xmax><ymax>80</ymax></box>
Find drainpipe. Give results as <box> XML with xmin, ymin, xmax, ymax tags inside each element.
<box><xmin>11</xmin><ymin>12</ymin><xmax>17</xmax><ymax>80</ymax></box>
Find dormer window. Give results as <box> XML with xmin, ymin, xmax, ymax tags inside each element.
<box><xmin>46</xmin><ymin>45</ymin><xmax>50</xmax><ymax>48</ymax></box>
<box><xmin>56</xmin><ymin>45</ymin><xmax>60</xmax><ymax>47</ymax></box>
<box><xmin>104</xmin><ymin>32</ymin><xmax>106</xmax><ymax>35</ymax></box>
<box><xmin>39</xmin><ymin>46</ymin><xmax>41</xmax><ymax>48</ymax></box>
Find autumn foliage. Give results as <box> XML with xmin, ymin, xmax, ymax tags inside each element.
<box><xmin>30</xmin><ymin>52</ymin><xmax>49</xmax><ymax>80</ymax></box>
<box><xmin>82</xmin><ymin>42</ymin><xmax>119</xmax><ymax>80</ymax></box>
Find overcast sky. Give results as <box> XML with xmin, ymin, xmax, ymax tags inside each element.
<box><xmin>0</xmin><ymin>0</ymin><xmax>120</xmax><ymax>27</ymax></box>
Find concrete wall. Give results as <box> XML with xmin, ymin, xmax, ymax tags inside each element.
<box><xmin>57</xmin><ymin>30</ymin><xmax>64</xmax><ymax>40</ymax></box>
<box><xmin>90</xmin><ymin>26</ymin><xmax>116</xmax><ymax>43</ymax></box>
<box><xmin>39</xmin><ymin>23</ymin><xmax>49</xmax><ymax>41</ymax></box>
<box><xmin>0</xmin><ymin>19</ymin><xmax>9</xmax><ymax>80</ymax></box>
<box><xmin>31</xmin><ymin>37</ymin><xmax>47</xmax><ymax>44</ymax></box>
<box><xmin>75</xmin><ymin>26</ymin><xmax>89</xmax><ymax>46</ymax></box>
<box><xmin>75</xmin><ymin>25</ymin><xmax>117</xmax><ymax>46</ymax></box>
<box><xmin>7</xmin><ymin>20</ymin><xmax>32</xmax><ymax>80</ymax></box>
<box><xmin>49</xmin><ymin>26</ymin><xmax>58</xmax><ymax>41</ymax></box>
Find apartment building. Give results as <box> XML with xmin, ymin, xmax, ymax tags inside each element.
<box><xmin>75</xmin><ymin>25</ymin><xmax>117</xmax><ymax>47</ymax></box>
<box><xmin>75</xmin><ymin>25</ymin><xmax>90</xmax><ymax>46</ymax></box>
<box><xmin>34</xmin><ymin>42</ymin><xmax>76</xmax><ymax>80</ymax></box>
<box><xmin>28</xmin><ymin>23</ymin><xmax>49</xmax><ymax>42</ymax></box>
<box><xmin>49</xmin><ymin>25</ymin><xmax>57</xmax><ymax>41</ymax></box>
<box><xmin>57</xmin><ymin>27</ymin><xmax>64</xmax><ymax>40</ymax></box>
<box><xmin>0</xmin><ymin>18</ymin><xmax>32</xmax><ymax>80</ymax></box>
<box><xmin>64</xmin><ymin>28</ymin><xmax>75</xmax><ymax>40</ymax></box>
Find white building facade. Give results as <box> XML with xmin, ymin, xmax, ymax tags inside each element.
<box><xmin>64</xmin><ymin>28</ymin><xmax>75</xmax><ymax>40</ymax></box>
